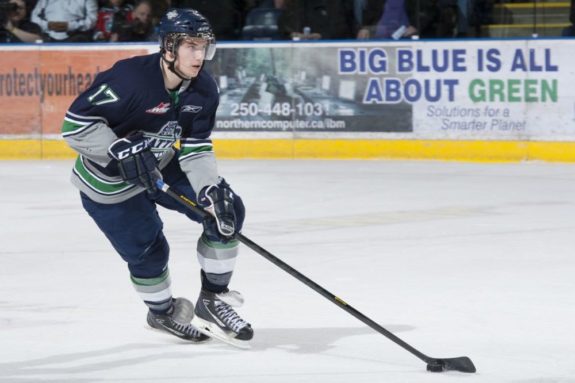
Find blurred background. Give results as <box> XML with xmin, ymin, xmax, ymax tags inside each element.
<box><xmin>2</xmin><ymin>0</ymin><xmax>574</xmax><ymax>44</ymax></box>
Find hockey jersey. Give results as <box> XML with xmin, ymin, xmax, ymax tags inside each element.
<box><xmin>62</xmin><ymin>52</ymin><xmax>220</xmax><ymax>204</ymax></box>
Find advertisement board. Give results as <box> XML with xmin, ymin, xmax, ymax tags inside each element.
<box><xmin>206</xmin><ymin>43</ymin><xmax>412</xmax><ymax>134</ymax></box>
<box><xmin>204</xmin><ymin>40</ymin><xmax>573</xmax><ymax>142</ymax></box>
<box><xmin>0</xmin><ymin>46</ymin><xmax>149</xmax><ymax>137</ymax></box>
<box><xmin>409</xmin><ymin>40</ymin><xmax>570</xmax><ymax>141</ymax></box>
<box><xmin>1</xmin><ymin>40</ymin><xmax>574</xmax><ymax>160</ymax></box>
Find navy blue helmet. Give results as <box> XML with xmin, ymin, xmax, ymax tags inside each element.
<box><xmin>158</xmin><ymin>8</ymin><xmax>216</xmax><ymax>60</ymax></box>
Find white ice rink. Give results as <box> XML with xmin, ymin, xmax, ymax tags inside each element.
<box><xmin>1</xmin><ymin>159</ymin><xmax>575</xmax><ymax>382</ymax></box>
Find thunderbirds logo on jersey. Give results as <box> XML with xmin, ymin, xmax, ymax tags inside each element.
<box><xmin>181</xmin><ymin>105</ymin><xmax>203</xmax><ymax>113</ymax></box>
<box><xmin>144</xmin><ymin>121</ymin><xmax>182</xmax><ymax>158</ymax></box>
<box><xmin>146</xmin><ymin>102</ymin><xmax>171</xmax><ymax>114</ymax></box>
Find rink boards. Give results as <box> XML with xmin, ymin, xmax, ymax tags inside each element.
<box><xmin>1</xmin><ymin>40</ymin><xmax>574</xmax><ymax>162</ymax></box>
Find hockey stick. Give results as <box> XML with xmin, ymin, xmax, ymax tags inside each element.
<box><xmin>156</xmin><ymin>179</ymin><xmax>476</xmax><ymax>373</ymax></box>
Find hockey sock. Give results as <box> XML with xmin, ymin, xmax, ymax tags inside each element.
<box><xmin>200</xmin><ymin>269</ymin><xmax>231</xmax><ymax>293</ymax></box>
<box><xmin>131</xmin><ymin>269</ymin><xmax>173</xmax><ymax>313</ymax></box>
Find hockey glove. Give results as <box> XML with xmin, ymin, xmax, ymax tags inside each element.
<box><xmin>198</xmin><ymin>178</ymin><xmax>237</xmax><ymax>241</ymax></box>
<box><xmin>108</xmin><ymin>132</ymin><xmax>161</xmax><ymax>193</ymax></box>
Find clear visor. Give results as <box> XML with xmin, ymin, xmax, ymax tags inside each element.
<box><xmin>177</xmin><ymin>35</ymin><xmax>216</xmax><ymax>61</ymax></box>
<box><xmin>204</xmin><ymin>42</ymin><xmax>216</xmax><ymax>60</ymax></box>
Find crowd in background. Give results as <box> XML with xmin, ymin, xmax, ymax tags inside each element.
<box><xmin>0</xmin><ymin>0</ymin><xmax>572</xmax><ymax>43</ymax></box>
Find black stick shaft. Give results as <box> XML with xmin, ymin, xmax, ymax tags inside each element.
<box><xmin>159</xmin><ymin>182</ymin><xmax>432</xmax><ymax>363</ymax></box>
<box><xmin>238</xmin><ymin>231</ymin><xmax>477</xmax><ymax>373</ymax></box>
<box><xmin>235</xmin><ymin>231</ymin><xmax>432</xmax><ymax>363</ymax></box>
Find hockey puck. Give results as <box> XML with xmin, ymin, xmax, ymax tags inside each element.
<box><xmin>426</xmin><ymin>363</ymin><xmax>444</xmax><ymax>372</ymax></box>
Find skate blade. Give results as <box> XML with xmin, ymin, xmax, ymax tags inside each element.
<box><xmin>191</xmin><ymin>316</ymin><xmax>251</xmax><ymax>350</ymax></box>
<box><xmin>145</xmin><ymin>325</ymin><xmax>211</xmax><ymax>344</ymax></box>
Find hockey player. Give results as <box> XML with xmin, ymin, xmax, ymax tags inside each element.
<box><xmin>61</xmin><ymin>8</ymin><xmax>253</xmax><ymax>347</ymax></box>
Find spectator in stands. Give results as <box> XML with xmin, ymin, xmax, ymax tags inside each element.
<box><xmin>375</xmin><ymin>0</ymin><xmax>417</xmax><ymax>39</ymax></box>
<box><xmin>357</xmin><ymin>0</ymin><xmax>417</xmax><ymax>39</ymax></box>
<box><xmin>456</xmin><ymin>0</ymin><xmax>470</xmax><ymax>36</ymax></box>
<box><xmin>357</xmin><ymin>0</ymin><xmax>382</xmax><ymax>38</ymax></box>
<box><xmin>241</xmin><ymin>0</ymin><xmax>285</xmax><ymax>40</ymax></box>
<box><xmin>248</xmin><ymin>0</ymin><xmax>283</xmax><ymax>7</ymax></box>
<box><xmin>357</xmin><ymin>0</ymin><xmax>458</xmax><ymax>39</ymax></box>
<box><xmin>93</xmin><ymin>0</ymin><xmax>133</xmax><ymax>41</ymax></box>
<box><xmin>561</xmin><ymin>0</ymin><xmax>575</xmax><ymax>36</ymax></box>
<box><xmin>468</xmin><ymin>0</ymin><xmax>493</xmax><ymax>37</ymax></box>
<box><xmin>436</xmin><ymin>0</ymin><xmax>458</xmax><ymax>37</ymax></box>
<box><xmin>148</xmin><ymin>0</ymin><xmax>170</xmax><ymax>29</ymax></box>
<box><xmin>112</xmin><ymin>0</ymin><xmax>154</xmax><ymax>41</ymax></box>
<box><xmin>1</xmin><ymin>0</ymin><xmax>42</xmax><ymax>42</ymax></box>
<box><xmin>352</xmin><ymin>0</ymin><xmax>365</xmax><ymax>29</ymax></box>
<box><xmin>278</xmin><ymin>0</ymin><xmax>357</xmax><ymax>40</ymax></box>
<box><xmin>31</xmin><ymin>0</ymin><xmax>97</xmax><ymax>42</ymax></box>
<box><xmin>173</xmin><ymin>0</ymin><xmax>246</xmax><ymax>40</ymax></box>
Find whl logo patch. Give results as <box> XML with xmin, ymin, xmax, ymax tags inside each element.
<box><xmin>146</xmin><ymin>102</ymin><xmax>171</xmax><ymax>114</ymax></box>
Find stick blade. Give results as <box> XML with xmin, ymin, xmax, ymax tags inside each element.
<box><xmin>427</xmin><ymin>357</ymin><xmax>476</xmax><ymax>373</ymax></box>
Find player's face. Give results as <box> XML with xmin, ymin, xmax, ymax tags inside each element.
<box><xmin>175</xmin><ymin>37</ymin><xmax>208</xmax><ymax>78</ymax></box>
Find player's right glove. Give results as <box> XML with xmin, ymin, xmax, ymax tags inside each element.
<box><xmin>108</xmin><ymin>132</ymin><xmax>161</xmax><ymax>193</ymax></box>
<box><xmin>198</xmin><ymin>178</ymin><xmax>237</xmax><ymax>241</ymax></box>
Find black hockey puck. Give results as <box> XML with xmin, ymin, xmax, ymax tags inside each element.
<box><xmin>427</xmin><ymin>363</ymin><xmax>444</xmax><ymax>372</ymax></box>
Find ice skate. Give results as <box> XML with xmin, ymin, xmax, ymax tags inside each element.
<box><xmin>192</xmin><ymin>289</ymin><xmax>253</xmax><ymax>349</ymax></box>
<box><xmin>147</xmin><ymin>297</ymin><xmax>210</xmax><ymax>342</ymax></box>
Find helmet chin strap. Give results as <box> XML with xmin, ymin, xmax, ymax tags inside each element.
<box><xmin>162</xmin><ymin>56</ymin><xmax>192</xmax><ymax>81</ymax></box>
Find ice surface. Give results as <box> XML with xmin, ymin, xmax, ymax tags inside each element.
<box><xmin>1</xmin><ymin>160</ymin><xmax>574</xmax><ymax>382</ymax></box>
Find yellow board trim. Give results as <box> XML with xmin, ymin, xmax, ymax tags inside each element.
<box><xmin>484</xmin><ymin>23</ymin><xmax>570</xmax><ymax>29</ymax></box>
<box><xmin>495</xmin><ymin>2</ymin><xmax>570</xmax><ymax>9</ymax></box>
<box><xmin>2</xmin><ymin>139</ymin><xmax>575</xmax><ymax>162</ymax></box>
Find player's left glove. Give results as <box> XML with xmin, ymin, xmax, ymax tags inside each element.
<box><xmin>108</xmin><ymin>132</ymin><xmax>162</xmax><ymax>193</ymax></box>
<box><xmin>198</xmin><ymin>178</ymin><xmax>237</xmax><ymax>241</ymax></box>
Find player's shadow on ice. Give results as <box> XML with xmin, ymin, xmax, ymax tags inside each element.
<box><xmin>0</xmin><ymin>326</ymin><xmax>414</xmax><ymax>382</ymax></box>
<box><xmin>249</xmin><ymin>325</ymin><xmax>415</xmax><ymax>354</ymax></box>
<box><xmin>0</xmin><ymin>344</ymin><xmax>182</xmax><ymax>383</ymax></box>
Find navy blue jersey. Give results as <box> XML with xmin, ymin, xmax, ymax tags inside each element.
<box><xmin>62</xmin><ymin>53</ymin><xmax>221</xmax><ymax>203</ymax></box>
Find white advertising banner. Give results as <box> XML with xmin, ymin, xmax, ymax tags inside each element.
<box><xmin>206</xmin><ymin>39</ymin><xmax>574</xmax><ymax>141</ymax></box>
<box><xmin>340</xmin><ymin>40</ymin><xmax>570</xmax><ymax>141</ymax></box>
<box><xmin>404</xmin><ymin>39</ymin><xmax>572</xmax><ymax>141</ymax></box>
<box><xmin>1</xmin><ymin>40</ymin><xmax>572</xmax><ymax>142</ymax></box>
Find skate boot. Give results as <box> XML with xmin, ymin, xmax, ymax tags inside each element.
<box><xmin>192</xmin><ymin>289</ymin><xmax>253</xmax><ymax>348</ymax></box>
<box><xmin>147</xmin><ymin>297</ymin><xmax>210</xmax><ymax>342</ymax></box>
